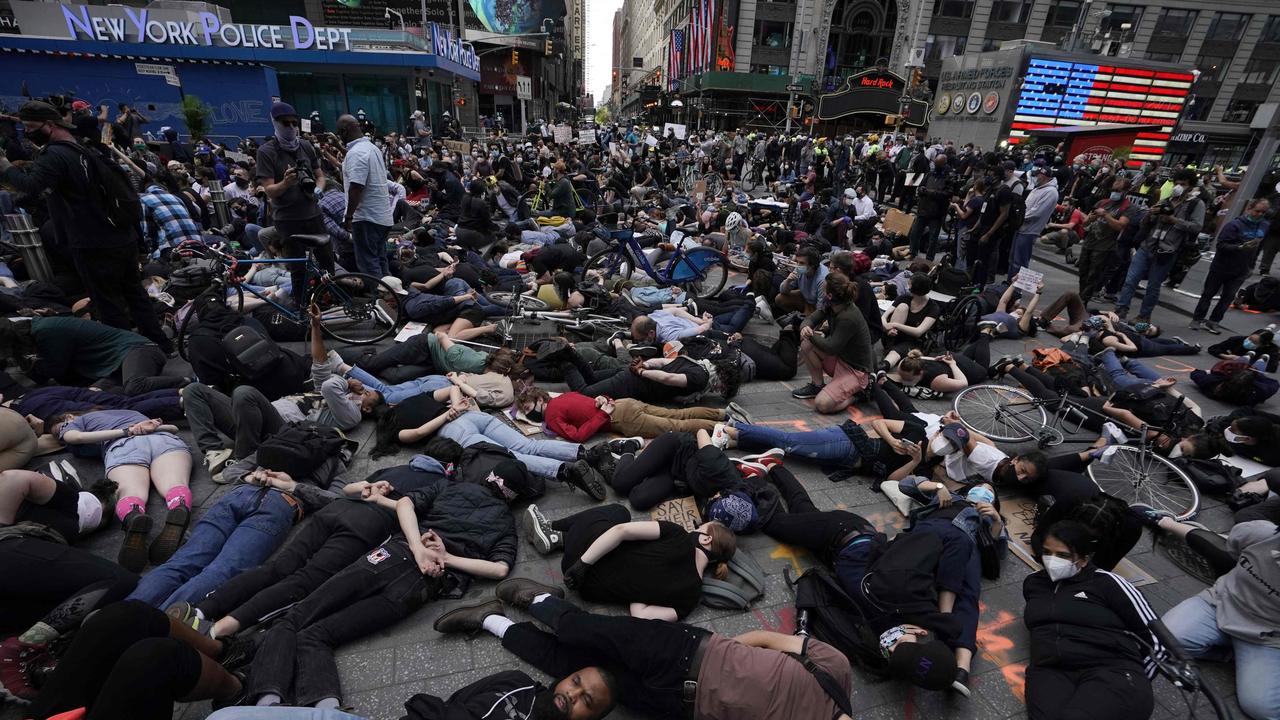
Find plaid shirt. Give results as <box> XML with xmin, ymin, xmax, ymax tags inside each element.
<box><xmin>140</xmin><ymin>185</ymin><xmax>202</xmax><ymax>250</ymax></box>
<box><xmin>318</xmin><ymin>188</ymin><xmax>352</xmax><ymax>251</ymax></box>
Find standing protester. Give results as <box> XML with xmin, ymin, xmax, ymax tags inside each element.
<box><xmin>255</xmin><ymin>102</ymin><xmax>334</xmax><ymax>308</ymax></box>
<box><xmin>1113</xmin><ymin>169</ymin><xmax>1205</xmax><ymax>323</ymax></box>
<box><xmin>1076</xmin><ymin>177</ymin><xmax>1135</xmax><ymax>303</ymax></box>
<box><xmin>908</xmin><ymin>154</ymin><xmax>951</xmax><ymax>260</ymax></box>
<box><xmin>0</xmin><ymin>101</ymin><xmax>171</xmax><ymax>352</ymax></box>
<box><xmin>1191</xmin><ymin>198</ymin><xmax>1271</xmax><ymax>334</ymax></box>
<box><xmin>337</xmin><ymin>114</ymin><xmax>393</xmax><ymax>278</ymax></box>
<box><xmin>1009</xmin><ymin>166</ymin><xmax>1059</xmax><ymax>278</ymax></box>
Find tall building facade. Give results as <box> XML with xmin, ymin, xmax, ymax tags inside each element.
<box><xmin>614</xmin><ymin>0</ymin><xmax>1278</xmax><ymax>165</ymax></box>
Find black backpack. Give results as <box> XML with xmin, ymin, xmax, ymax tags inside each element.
<box><xmin>221</xmin><ymin>324</ymin><xmax>286</xmax><ymax>379</ymax></box>
<box><xmin>1004</xmin><ymin>180</ymin><xmax>1028</xmax><ymax>240</ymax></box>
<box><xmin>55</xmin><ymin>141</ymin><xmax>143</xmax><ymax>231</ymax></box>
<box><xmin>1170</xmin><ymin>457</ymin><xmax>1244</xmax><ymax>495</ymax></box>
<box><xmin>861</xmin><ymin>531</ymin><xmax>944</xmax><ymax>616</ymax></box>
<box><xmin>255</xmin><ymin>423</ymin><xmax>353</xmax><ymax>481</ymax></box>
<box><xmin>790</xmin><ymin>566</ymin><xmax>890</xmax><ymax>679</ymax></box>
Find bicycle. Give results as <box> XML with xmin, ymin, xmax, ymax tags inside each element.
<box><xmin>951</xmin><ymin>383</ymin><xmax>1200</xmax><ymax>519</ymax></box>
<box><xmin>582</xmin><ymin>227</ymin><xmax>730</xmax><ymax>300</ymax></box>
<box><xmin>173</xmin><ymin>237</ymin><xmax>402</xmax><ymax>361</ymax></box>
<box><xmin>522</xmin><ymin>178</ymin><xmax>593</xmax><ymax>216</ymax></box>
<box><xmin>1138</xmin><ymin>619</ymin><xmax>1234</xmax><ymax>719</ymax></box>
<box><xmin>469</xmin><ymin>284</ymin><xmax>630</xmax><ymax>351</ymax></box>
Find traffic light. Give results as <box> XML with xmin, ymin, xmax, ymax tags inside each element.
<box><xmin>456</xmin><ymin>96</ymin><xmax>466</xmax><ymax>106</ymax></box>
<box><xmin>912</xmin><ymin>68</ymin><xmax>923</xmax><ymax>86</ymax></box>
<box><xmin>511</xmin><ymin>49</ymin><xmax>519</xmax><ymax>65</ymax></box>
<box><xmin>544</xmin><ymin>36</ymin><xmax>553</xmax><ymax>56</ymax></box>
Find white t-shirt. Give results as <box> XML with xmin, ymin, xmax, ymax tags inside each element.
<box><xmin>944</xmin><ymin>442</ymin><xmax>1008</xmax><ymax>483</ymax></box>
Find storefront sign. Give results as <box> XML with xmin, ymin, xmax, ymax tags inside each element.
<box><xmin>1170</xmin><ymin>131</ymin><xmax>1206</xmax><ymax>144</ymax></box>
<box><xmin>816</xmin><ymin>69</ymin><xmax>929</xmax><ymax>126</ymax></box>
<box><xmin>59</xmin><ymin>4</ymin><xmax>353</xmax><ymax>50</ymax></box>
<box><xmin>430</xmin><ymin>23</ymin><xmax>480</xmax><ymax>73</ymax></box>
<box><xmin>938</xmin><ymin>65</ymin><xmax>1015</xmax><ymax>92</ymax></box>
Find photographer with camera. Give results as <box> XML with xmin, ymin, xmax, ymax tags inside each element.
<box><xmin>1113</xmin><ymin>168</ymin><xmax>1205</xmax><ymax>324</ymax></box>
<box><xmin>255</xmin><ymin>102</ymin><xmax>334</xmax><ymax>308</ymax></box>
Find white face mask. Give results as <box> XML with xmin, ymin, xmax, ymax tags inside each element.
<box><xmin>1224</xmin><ymin>428</ymin><xmax>1251</xmax><ymax>444</ymax></box>
<box><xmin>930</xmin><ymin>436</ymin><xmax>954</xmax><ymax>456</ymax></box>
<box><xmin>1168</xmin><ymin>443</ymin><xmax>1184</xmax><ymax>459</ymax></box>
<box><xmin>1043</xmin><ymin>555</ymin><xmax>1081</xmax><ymax>582</ymax></box>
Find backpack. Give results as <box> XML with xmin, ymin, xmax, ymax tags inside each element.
<box><xmin>933</xmin><ymin>265</ymin><xmax>970</xmax><ymax>296</ymax></box>
<box><xmin>165</xmin><ymin>265</ymin><xmax>213</xmax><ymax>304</ymax></box>
<box><xmin>255</xmin><ymin>423</ymin><xmax>353</xmax><ymax>481</ymax></box>
<box><xmin>790</xmin><ymin>566</ymin><xmax>890</xmax><ymax>679</ymax></box>
<box><xmin>1032</xmin><ymin>347</ymin><xmax>1075</xmax><ymax>372</ymax></box>
<box><xmin>221</xmin><ymin>324</ymin><xmax>287</xmax><ymax>379</ymax></box>
<box><xmin>54</xmin><ymin>141</ymin><xmax>143</xmax><ymax>231</ymax></box>
<box><xmin>861</xmin><ymin>531</ymin><xmax>943</xmax><ymax>616</ymax></box>
<box><xmin>1004</xmin><ymin>180</ymin><xmax>1028</xmax><ymax>240</ymax></box>
<box><xmin>252</xmin><ymin>306</ymin><xmax>308</xmax><ymax>342</ymax></box>
<box><xmin>701</xmin><ymin>549</ymin><xmax>766</xmax><ymax>610</ymax></box>
<box><xmin>1170</xmin><ymin>457</ymin><xmax>1243</xmax><ymax>495</ymax></box>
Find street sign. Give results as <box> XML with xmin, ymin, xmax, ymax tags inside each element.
<box><xmin>786</xmin><ymin>84</ymin><xmax>804</xmax><ymax>93</ymax></box>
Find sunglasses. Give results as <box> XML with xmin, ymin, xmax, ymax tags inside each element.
<box><xmin>278</xmin><ymin>119</ymin><xmax>300</xmax><ymax>128</ymax></box>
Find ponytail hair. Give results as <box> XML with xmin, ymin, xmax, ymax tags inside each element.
<box><xmin>899</xmin><ymin>349</ymin><xmax>925</xmax><ymax>374</ymax></box>
<box><xmin>706</xmin><ymin>521</ymin><xmax>738</xmax><ymax>581</ymax></box>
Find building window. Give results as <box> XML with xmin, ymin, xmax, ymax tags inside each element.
<box><xmin>1045</xmin><ymin>0</ymin><xmax>1082</xmax><ymax>28</ymax></box>
<box><xmin>1260</xmin><ymin>16</ymin><xmax>1280</xmax><ymax>43</ymax></box>
<box><xmin>990</xmin><ymin>0</ymin><xmax>1032</xmax><ymax>23</ymax></box>
<box><xmin>1153</xmin><ymin>8</ymin><xmax>1197</xmax><ymax>37</ymax></box>
<box><xmin>1101</xmin><ymin>4</ymin><xmax>1143</xmax><ymax>33</ymax></box>
<box><xmin>1223</xmin><ymin>98</ymin><xmax>1260</xmax><ymax>123</ymax></box>
<box><xmin>1185</xmin><ymin>96</ymin><xmax>1214</xmax><ymax>121</ymax></box>
<box><xmin>933</xmin><ymin>0</ymin><xmax>974</xmax><ymax>19</ymax></box>
<box><xmin>924</xmin><ymin>34</ymin><xmax>968</xmax><ymax>60</ymax></box>
<box><xmin>754</xmin><ymin>19</ymin><xmax>792</xmax><ymax>48</ymax></box>
<box><xmin>1241</xmin><ymin>56</ymin><xmax>1280</xmax><ymax>85</ymax></box>
<box><xmin>1144</xmin><ymin>51</ymin><xmax>1180</xmax><ymax>61</ymax></box>
<box><xmin>982</xmin><ymin>38</ymin><xmax>1003</xmax><ymax>51</ymax></box>
<box><xmin>1195</xmin><ymin>53</ymin><xmax>1233</xmax><ymax>81</ymax></box>
<box><xmin>1206</xmin><ymin>13</ymin><xmax>1251</xmax><ymax>41</ymax></box>
<box><xmin>750</xmin><ymin>64</ymin><xmax>789</xmax><ymax>75</ymax></box>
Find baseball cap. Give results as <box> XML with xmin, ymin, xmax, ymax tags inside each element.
<box><xmin>380</xmin><ymin>276</ymin><xmax>408</xmax><ymax>296</ymax></box>
<box><xmin>17</xmin><ymin>101</ymin><xmax>73</xmax><ymax>129</ymax></box>
<box><xmin>1034</xmin><ymin>166</ymin><xmax>1052</xmax><ymax>178</ymax></box>
<box><xmin>269</xmin><ymin>101</ymin><xmax>298</xmax><ymax>119</ymax></box>
<box><xmin>940</xmin><ymin>423</ymin><xmax>970</xmax><ymax>453</ymax></box>
<box><xmin>889</xmin><ymin>640</ymin><xmax>957</xmax><ymax>691</ymax></box>
<box><xmin>843</xmin><ymin>188</ymin><xmax>857</xmax><ymax>200</ymax></box>
<box><xmin>70</xmin><ymin>100</ymin><xmax>91</xmax><ymax>112</ymax></box>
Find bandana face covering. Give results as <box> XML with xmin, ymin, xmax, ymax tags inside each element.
<box><xmin>273</xmin><ymin>119</ymin><xmax>300</xmax><ymax>151</ymax></box>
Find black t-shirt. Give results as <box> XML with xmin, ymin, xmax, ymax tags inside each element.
<box><xmin>583</xmin><ymin>521</ymin><xmax>703</xmax><ymax>617</ymax></box>
<box><xmin>975</xmin><ymin>183</ymin><xmax>1016</xmax><ymax>236</ymax></box>
<box><xmin>918</xmin><ymin>360</ymin><xmax>951</xmax><ymax>388</ymax></box>
<box><xmin>387</xmin><ymin>394</ymin><xmax>448</xmax><ymax>435</ymax></box>
<box><xmin>652</xmin><ymin>357</ymin><xmax>710</xmax><ymax>399</ymax></box>
<box><xmin>877</xmin><ymin>421</ymin><xmax>928</xmax><ymax>478</ymax></box>
<box><xmin>893</xmin><ymin>296</ymin><xmax>941</xmax><ymax>328</ymax></box>
<box><xmin>529</xmin><ymin>244</ymin><xmax>586</xmax><ymax>276</ymax></box>
<box><xmin>255</xmin><ymin>138</ymin><xmax>321</xmax><ymax>223</ymax></box>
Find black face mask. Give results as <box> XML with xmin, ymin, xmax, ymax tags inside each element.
<box><xmin>526</xmin><ymin>408</ymin><xmax>544</xmax><ymax>422</ymax></box>
<box><xmin>24</xmin><ymin>125</ymin><xmax>51</xmax><ymax>146</ymax></box>
<box><xmin>234</xmin><ymin>178</ymin><xmax>249</xmax><ymax>188</ymax></box>
<box><xmin>691</xmin><ymin>531</ymin><xmax>724</xmax><ymax>564</ymax></box>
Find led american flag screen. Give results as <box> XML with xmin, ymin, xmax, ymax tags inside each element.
<box><xmin>1009</xmin><ymin>56</ymin><xmax>1195</xmax><ymax>167</ymax></box>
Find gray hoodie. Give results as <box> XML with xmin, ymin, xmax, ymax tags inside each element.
<box><xmin>1202</xmin><ymin>520</ymin><xmax>1280</xmax><ymax>648</ymax></box>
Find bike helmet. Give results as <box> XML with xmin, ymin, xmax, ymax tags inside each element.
<box><xmin>725</xmin><ymin>212</ymin><xmax>745</xmax><ymax>233</ymax></box>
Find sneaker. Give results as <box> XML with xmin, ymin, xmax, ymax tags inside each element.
<box><xmin>976</xmin><ymin>320</ymin><xmax>999</xmax><ymax>331</ymax></box>
<box><xmin>951</xmin><ymin>668</ymin><xmax>971</xmax><ymax>698</ymax></box>
<box><xmin>1171</xmin><ymin>336</ymin><xmax>1200</xmax><ymax>351</ymax></box>
<box><xmin>0</xmin><ymin>637</ymin><xmax>38</xmax><ymax>704</ymax></box>
<box><xmin>1188</xmin><ymin>319</ymin><xmax>1207</xmax><ymax>331</ymax></box>
<box><xmin>149</xmin><ymin>503</ymin><xmax>190</xmax><ymax>567</ymax></box>
<box><xmin>629</xmin><ymin>344</ymin><xmax>660</xmax><ymax>360</ymax></box>
<box><xmin>988</xmin><ymin>355</ymin><xmax>1023</xmax><ymax>377</ymax></box>
<box><xmin>165</xmin><ymin>601</ymin><xmax>206</xmax><ymax>633</ymax></box>
<box><xmin>754</xmin><ymin>295</ymin><xmax>774</xmax><ymax>323</ymax></box>
<box><xmin>563</xmin><ymin>460</ymin><xmax>607</xmax><ymax>501</ymax></box>
<box><xmin>1257</xmin><ymin>354</ymin><xmax>1271</xmax><ymax>370</ymax></box>
<box><xmin>734</xmin><ymin>460</ymin><xmax>769</xmax><ymax>480</ymax></box>
<box><xmin>1101</xmin><ymin>421</ymin><xmax>1129</xmax><ymax>446</ymax></box>
<box><xmin>738</xmin><ymin>448</ymin><xmax>785</xmax><ymax>469</ymax></box>
<box><xmin>1203</xmin><ymin>321</ymin><xmax>1223</xmax><ymax>335</ymax></box>
<box><xmin>218</xmin><ymin>634</ymin><xmax>256</xmax><ymax>672</ymax></box>
<box><xmin>791</xmin><ymin>382</ymin><xmax>824</xmax><ymax>399</ymax></box>
<box><xmin>522</xmin><ymin>505</ymin><xmax>563</xmax><ymax>555</ymax></box>
<box><xmin>118</xmin><ymin>509</ymin><xmax>153</xmax><ymax>573</ymax></box>
<box><xmin>583</xmin><ymin>442</ymin><xmax>612</xmax><ymax>468</ymax></box>
<box><xmin>496</xmin><ymin>578</ymin><xmax>565</xmax><ymax>609</ymax></box>
<box><xmin>710</xmin><ymin>423</ymin><xmax>730</xmax><ymax>450</ymax></box>
<box><xmin>775</xmin><ymin>311</ymin><xmax>804</xmax><ymax>329</ymax></box>
<box><xmin>209</xmin><ymin>669</ymin><xmax>249</xmax><ymax>711</ymax></box>
<box><xmin>433</xmin><ymin>599</ymin><xmax>504</xmax><ymax>634</ymax></box>
<box><xmin>1129</xmin><ymin>502</ymin><xmax>1176</xmax><ymax>529</ymax></box>
<box><xmin>204</xmin><ymin>448</ymin><xmax>234</xmax><ymax>477</ymax></box>
<box><xmin>725</xmin><ymin>401</ymin><xmax>753</xmax><ymax>425</ymax></box>
<box><xmin>604</xmin><ymin>437</ymin><xmax>644</xmax><ymax>456</ymax></box>
<box><xmin>904</xmin><ymin>385</ymin><xmax>942</xmax><ymax>400</ymax></box>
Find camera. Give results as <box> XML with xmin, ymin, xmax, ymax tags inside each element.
<box><xmin>294</xmin><ymin>163</ymin><xmax>316</xmax><ymax>194</ymax></box>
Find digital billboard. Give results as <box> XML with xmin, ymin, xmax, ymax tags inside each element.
<box><xmin>1009</xmin><ymin>56</ymin><xmax>1194</xmax><ymax>167</ymax></box>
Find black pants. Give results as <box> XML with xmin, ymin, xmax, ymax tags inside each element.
<box><xmin>247</xmin><ymin>547</ymin><xmax>441</xmax><ymax>706</ymax></box>
<box><xmin>70</xmin><ymin>244</ymin><xmax>171</xmax><ymax>352</ymax></box>
<box><xmin>276</xmin><ymin>216</ymin><xmax>335</xmax><ymax>308</ymax></box>
<box><xmin>1025</xmin><ymin>663</ymin><xmax>1153</xmax><ymax>720</ymax></box>
<box><xmin>740</xmin><ymin>329</ymin><xmax>799</xmax><ymax>381</ymax></box>
<box><xmin>1235</xmin><ymin>495</ymin><xmax>1280</xmax><ymax>525</ymax></box>
<box><xmin>1008</xmin><ymin>367</ymin><xmax>1107</xmax><ymax>433</ymax></box>
<box><xmin>956</xmin><ymin>335</ymin><xmax>992</xmax><ymax>382</ymax></box>
<box><xmin>525</xmin><ymin>349</ymin><xmax>600</xmax><ymax>392</ymax></box>
<box><xmin>29</xmin><ymin>601</ymin><xmax>202</xmax><ymax>720</ymax></box>
<box><xmin>581</xmin><ymin>367</ymin><xmax>652</xmax><ymax>401</ymax></box>
<box><xmin>0</xmin><ymin>537</ymin><xmax>138</xmax><ymax>634</ymax></box>
<box><xmin>552</xmin><ymin>503</ymin><xmax>631</xmax><ymax>574</ymax></box>
<box><xmin>1075</xmin><ymin>244</ymin><xmax>1113</xmax><ymax>300</ymax></box>
<box><xmin>501</xmin><ymin>595</ymin><xmax>706</xmax><ymax>719</ymax></box>
<box><xmin>181</xmin><ymin>382</ymin><xmax>285</xmax><ymax>457</ymax></box>
<box><xmin>609</xmin><ymin>433</ymin><xmax>690</xmax><ymax>510</ymax></box>
<box><xmin>104</xmin><ymin>344</ymin><xmax>187</xmax><ymax>395</ymax></box>
<box><xmin>1192</xmin><ymin>266</ymin><xmax>1249</xmax><ymax>324</ymax></box>
<box><xmin>359</xmin><ymin>330</ymin><xmax>437</xmax><ymax>384</ymax></box>
<box><xmin>197</xmin><ymin>502</ymin><xmax>394</xmax><ymax>625</ymax></box>
<box><xmin>761</xmin><ymin>465</ymin><xmax>872</xmax><ymax>554</ymax></box>
<box><xmin>966</xmin><ymin>235</ymin><xmax>998</xmax><ymax>286</ymax></box>
<box><xmin>908</xmin><ymin>214</ymin><xmax>944</xmax><ymax>259</ymax></box>
<box><xmin>871</xmin><ymin>380</ymin><xmax>924</xmax><ymax>426</ymax></box>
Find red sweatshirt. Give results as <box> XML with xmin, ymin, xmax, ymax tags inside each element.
<box><xmin>545</xmin><ymin>391</ymin><xmax>611</xmax><ymax>442</ymax></box>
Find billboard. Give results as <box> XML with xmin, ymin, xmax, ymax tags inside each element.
<box><xmin>467</xmin><ymin>0</ymin><xmax>564</xmax><ymax>35</ymax></box>
<box><xmin>1010</xmin><ymin>56</ymin><xmax>1194</xmax><ymax>167</ymax></box>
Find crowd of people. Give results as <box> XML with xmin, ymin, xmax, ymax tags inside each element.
<box><xmin>0</xmin><ymin>93</ymin><xmax>1279</xmax><ymax>720</ymax></box>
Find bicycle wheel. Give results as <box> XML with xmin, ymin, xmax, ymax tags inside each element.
<box><xmin>672</xmin><ymin>248</ymin><xmax>729</xmax><ymax>299</ymax></box>
<box><xmin>944</xmin><ymin>296</ymin><xmax>983</xmax><ymax>351</ymax></box>
<box><xmin>582</xmin><ymin>249</ymin><xmax>634</xmax><ymax>288</ymax></box>
<box><xmin>703</xmin><ymin>173</ymin><xmax>724</xmax><ymax>197</ymax></box>
<box><xmin>312</xmin><ymin>273</ymin><xmax>401</xmax><ymax>344</ymax></box>
<box><xmin>1088</xmin><ymin>446</ymin><xmax>1200</xmax><ymax>520</ymax></box>
<box><xmin>176</xmin><ymin>285</ymin><xmax>240</xmax><ymax>362</ymax></box>
<box><xmin>488</xmin><ymin>290</ymin><xmax>550</xmax><ymax>311</ymax></box>
<box><xmin>952</xmin><ymin>385</ymin><xmax>1047</xmax><ymax>443</ymax></box>
<box><xmin>740</xmin><ymin>168</ymin><xmax>757</xmax><ymax>192</ymax></box>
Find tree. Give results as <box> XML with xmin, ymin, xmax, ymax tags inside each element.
<box><xmin>180</xmin><ymin>95</ymin><xmax>214</xmax><ymax>141</ymax></box>
<box><xmin>595</xmin><ymin>106</ymin><xmax>611</xmax><ymax>125</ymax></box>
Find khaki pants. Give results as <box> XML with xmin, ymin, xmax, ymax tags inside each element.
<box><xmin>609</xmin><ymin>400</ymin><xmax>724</xmax><ymax>437</ymax></box>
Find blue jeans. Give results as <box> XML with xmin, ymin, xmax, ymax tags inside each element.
<box><xmin>734</xmin><ymin>422</ymin><xmax>854</xmax><ymax>462</ymax></box>
<box><xmin>1116</xmin><ymin>248</ymin><xmax>1176</xmax><ymax>320</ymax></box>
<box><xmin>1008</xmin><ymin>231</ymin><xmax>1037</xmax><ymax>279</ymax></box>
<box><xmin>442</xmin><ymin>277</ymin><xmax>505</xmax><ymax>318</ymax></box>
<box><xmin>1163</xmin><ymin>591</ymin><xmax>1280</xmax><ymax>720</ymax></box>
<box><xmin>713</xmin><ymin>304</ymin><xmax>754</xmax><ymax>334</ymax></box>
<box><xmin>127</xmin><ymin>486</ymin><xmax>295</xmax><ymax>609</ymax></box>
<box><xmin>208</xmin><ymin>709</ymin><xmax>367</xmax><ymax>720</ymax></box>
<box><xmin>441</xmin><ymin>411</ymin><xmax>579</xmax><ymax>479</ymax></box>
<box><xmin>1098</xmin><ymin>351</ymin><xmax>1161</xmax><ymax>389</ymax></box>
<box><xmin>351</xmin><ymin>221</ymin><xmax>390</xmax><ymax>278</ymax></box>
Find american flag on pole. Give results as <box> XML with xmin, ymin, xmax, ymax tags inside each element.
<box><xmin>689</xmin><ymin>11</ymin><xmax>698</xmax><ymax>76</ymax></box>
<box><xmin>701</xmin><ymin>0</ymin><xmax>715</xmax><ymax>71</ymax></box>
<box><xmin>669</xmin><ymin>29</ymin><xmax>683</xmax><ymax>89</ymax></box>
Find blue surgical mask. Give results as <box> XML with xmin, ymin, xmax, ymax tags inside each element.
<box><xmin>1243</xmin><ymin>339</ymin><xmax>1258</xmax><ymax>350</ymax></box>
<box><xmin>967</xmin><ymin>486</ymin><xmax>996</xmax><ymax>505</ymax></box>
<box><xmin>796</xmin><ymin>265</ymin><xmax>808</xmax><ymax>277</ymax></box>
<box><xmin>1109</xmin><ymin>191</ymin><xmax>1123</xmax><ymax>202</ymax></box>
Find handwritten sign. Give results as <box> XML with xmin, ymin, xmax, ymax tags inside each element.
<box><xmin>1012</xmin><ymin>267</ymin><xmax>1043</xmax><ymax>294</ymax></box>
<box><xmin>650</xmin><ymin>496</ymin><xmax>701</xmax><ymax>530</ymax></box>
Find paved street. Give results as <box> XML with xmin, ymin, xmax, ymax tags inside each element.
<box><xmin>3</xmin><ymin>241</ymin><xmax>1269</xmax><ymax>720</ymax></box>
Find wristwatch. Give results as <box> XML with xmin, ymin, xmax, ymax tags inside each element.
<box><xmin>934</xmin><ymin>482</ymin><xmax>945</xmax><ymax>492</ymax></box>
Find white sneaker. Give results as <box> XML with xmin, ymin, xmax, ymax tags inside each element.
<box><xmin>204</xmin><ymin>448</ymin><xmax>233</xmax><ymax>476</ymax></box>
<box><xmin>754</xmin><ymin>295</ymin><xmax>774</xmax><ymax>322</ymax></box>
<box><xmin>1101</xmin><ymin>422</ymin><xmax>1128</xmax><ymax>446</ymax></box>
<box><xmin>710</xmin><ymin>423</ymin><xmax>730</xmax><ymax>450</ymax></box>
